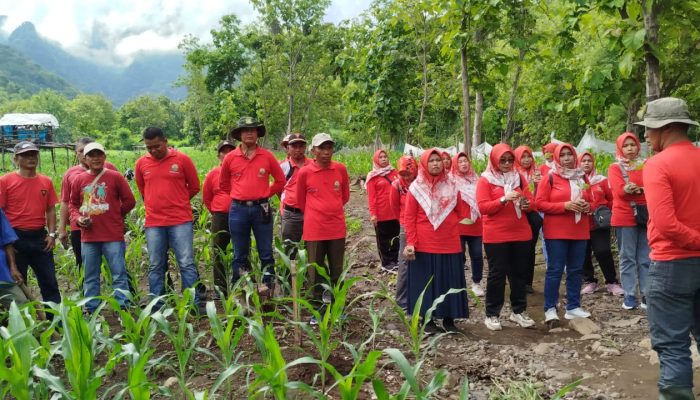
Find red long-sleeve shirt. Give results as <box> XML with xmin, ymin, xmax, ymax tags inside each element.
<box><xmin>457</xmin><ymin>201</ymin><xmax>483</xmax><ymax>237</ymax></box>
<box><xmin>202</xmin><ymin>166</ymin><xmax>231</xmax><ymax>213</ymax></box>
<box><xmin>61</xmin><ymin>162</ymin><xmax>118</xmax><ymax>230</ymax></box>
<box><xmin>535</xmin><ymin>174</ymin><xmax>592</xmax><ymax>240</ymax></box>
<box><xmin>69</xmin><ymin>169</ymin><xmax>135</xmax><ymax>242</ymax></box>
<box><xmin>404</xmin><ymin>192</ymin><xmax>463</xmax><ymax>253</ymax></box>
<box><xmin>135</xmin><ymin>149</ymin><xmax>200</xmax><ymax>228</ymax></box>
<box><xmin>281</xmin><ymin>158</ymin><xmax>312</xmax><ymax>209</ymax></box>
<box><xmin>219</xmin><ymin>146</ymin><xmax>285</xmax><ymax>201</ymax></box>
<box><xmin>608</xmin><ymin>163</ymin><xmax>646</xmax><ymax>227</ymax></box>
<box><xmin>366</xmin><ymin>171</ymin><xmax>398</xmax><ymax>222</ymax></box>
<box><xmin>476</xmin><ymin>176</ymin><xmax>534</xmax><ymax>244</ymax></box>
<box><xmin>643</xmin><ymin>141</ymin><xmax>700</xmax><ymax>261</ymax></box>
<box><xmin>296</xmin><ymin>161</ymin><xmax>350</xmax><ymax>241</ymax></box>
<box><xmin>389</xmin><ymin>181</ymin><xmax>406</xmax><ymax>225</ymax></box>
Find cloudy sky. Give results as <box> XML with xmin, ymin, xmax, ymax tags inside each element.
<box><xmin>0</xmin><ymin>0</ymin><xmax>371</xmax><ymax>65</ymax></box>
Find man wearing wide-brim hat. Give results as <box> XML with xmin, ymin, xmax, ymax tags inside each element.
<box><xmin>229</xmin><ymin>116</ymin><xmax>266</xmax><ymax>141</ymax></box>
<box><xmin>637</xmin><ymin>97</ymin><xmax>700</xmax><ymax>400</ymax></box>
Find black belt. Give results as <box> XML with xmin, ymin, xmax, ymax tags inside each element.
<box><xmin>283</xmin><ymin>205</ymin><xmax>303</xmax><ymax>213</ymax></box>
<box><xmin>232</xmin><ymin>198</ymin><xmax>268</xmax><ymax>206</ymax></box>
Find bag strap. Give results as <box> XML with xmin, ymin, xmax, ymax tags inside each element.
<box><xmin>88</xmin><ymin>169</ymin><xmax>107</xmax><ymax>193</ymax></box>
<box><xmin>382</xmin><ymin>175</ymin><xmax>393</xmax><ymax>185</ymax></box>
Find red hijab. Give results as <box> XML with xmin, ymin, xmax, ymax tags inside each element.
<box><xmin>615</xmin><ymin>132</ymin><xmax>645</xmax><ymax>171</ymax></box>
<box><xmin>542</xmin><ymin>142</ymin><xmax>558</xmax><ymax>169</ymax></box>
<box><xmin>408</xmin><ymin>149</ymin><xmax>458</xmax><ymax>229</ymax></box>
<box><xmin>451</xmin><ymin>152</ymin><xmax>480</xmax><ymax>220</ymax></box>
<box><xmin>365</xmin><ymin>149</ymin><xmax>394</xmax><ymax>187</ymax></box>
<box><xmin>396</xmin><ymin>155</ymin><xmax>417</xmax><ymax>190</ymax></box>
<box><xmin>482</xmin><ymin>144</ymin><xmax>522</xmax><ymax>219</ymax></box>
<box><xmin>552</xmin><ymin>143</ymin><xmax>586</xmax><ymax>223</ymax></box>
<box><xmin>578</xmin><ymin>151</ymin><xmax>605</xmax><ymax>185</ymax></box>
<box><xmin>514</xmin><ymin>145</ymin><xmax>536</xmax><ymax>182</ymax></box>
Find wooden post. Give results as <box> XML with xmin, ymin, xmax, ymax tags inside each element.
<box><xmin>291</xmin><ymin>259</ymin><xmax>301</xmax><ymax>346</ymax></box>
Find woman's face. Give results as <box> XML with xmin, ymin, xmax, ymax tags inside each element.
<box><xmin>519</xmin><ymin>152</ymin><xmax>533</xmax><ymax>168</ymax></box>
<box><xmin>441</xmin><ymin>154</ymin><xmax>452</xmax><ymax>169</ymax></box>
<box><xmin>498</xmin><ymin>152</ymin><xmax>515</xmax><ymax>173</ymax></box>
<box><xmin>457</xmin><ymin>155</ymin><xmax>470</xmax><ymax>173</ymax></box>
<box><xmin>377</xmin><ymin>152</ymin><xmax>389</xmax><ymax>168</ymax></box>
<box><xmin>622</xmin><ymin>137</ymin><xmax>639</xmax><ymax>160</ymax></box>
<box><xmin>399</xmin><ymin>170</ymin><xmax>415</xmax><ymax>183</ymax></box>
<box><xmin>428</xmin><ymin>153</ymin><xmax>444</xmax><ymax>176</ymax></box>
<box><xmin>559</xmin><ymin>147</ymin><xmax>575</xmax><ymax>169</ymax></box>
<box><xmin>580</xmin><ymin>154</ymin><xmax>594</xmax><ymax>173</ymax></box>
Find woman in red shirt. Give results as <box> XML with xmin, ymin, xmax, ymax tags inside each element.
<box><xmin>536</xmin><ymin>143</ymin><xmax>593</xmax><ymax>324</ymax></box>
<box><xmin>366</xmin><ymin>149</ymin><xmax>399</xmax><ymax>272</ymax></box>
<box><xmin>403</xmin><ymin>149</ymin><xmax>468</xmax><ymax>333</ymax></box>
<box><xmin>451</xmin><ymin>152</ymin><xmax>485</xmax><ymax>297</ymax></box>
<box><xmin>514</xmin><ymin>145</ymin><xmax>542</xmax><ymax>293</ymax></box>
<box><xmin>579</xmin><ymin>151</ymin><xmax>624</xmax><ymax>296</ymax></box>
<box><xmin>608</xmin><ymin>132</ymin><xmax>650</xmax><ymax>310</ymax></box>
<box><xmin>389</xmin><ymin>155</ymin><xmax>417</xmax><ymax>311</ymax></box>
<box><xmin>476</xmin><ymin>143</ymin><xmax>536</xmax><ymax>331</ymax></box>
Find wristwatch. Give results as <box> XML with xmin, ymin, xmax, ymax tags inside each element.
<box><xmin>48</xmin><ymin>232</ymin><xmax>58</xmax><ymax>239</ymax></box>
<box><xmin>499</xmin><ymin>196</ymin><xmax>507</xmax><ymax>205</ymax></box>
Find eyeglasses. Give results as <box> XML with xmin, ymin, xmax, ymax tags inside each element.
<box><xmin>499</xmin><ymin>158</ymin><xmax>515</xmax><ymax>164</ymax></box>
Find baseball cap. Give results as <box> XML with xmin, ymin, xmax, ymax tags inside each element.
<box><xmin>281</xmin><ymin>134</ymin><xmax>292</xmax><ymax>147</ymax></box>
<box><xmin>217</xmin><ymin>140</ymin><xmax>235</xmax><ymax>152</ymax></box>
<box><xmin>311</xmin><ymin>133</ymin><xmax>334</xmax><ymax>147</ymax></box>
<box><xmin>288</xmin><ymin>133</ymin><xmax>307</xmax><ymax>145</ymax></box>
<box><xmin>13</xmin><ymin>141</ymin><xmax>39</xmax><ymax>155</ymax></box>
<box><xmin>83</xmin><ymin>142</ymin><xmax>106</xmax><ymax>155</ymax></box>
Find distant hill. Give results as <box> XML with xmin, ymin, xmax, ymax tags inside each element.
<box><xmin>0</xmin><ymin>43</ymin><xmax>78</xmax><ymax>97</ymax></box>
<box><xmin>7</xmin><ymin>22</ymin><xmax>186</xmax><ymax>105</ymax></box>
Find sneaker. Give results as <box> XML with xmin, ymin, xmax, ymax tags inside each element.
<box><xmin>309</xmin><ymin>316</ymin><xmax>319</xmax><ymax>326</ymax></box>
<box><xmin>640</xmin><ymin>296</ymin><xmax>647</xmax><ymax>310</ymax></box>
<box><xmin>484</xmin><ymin>316</ymin><xmax>503</xmax><ymax>331</ymax></box>
<box><xmin>564</xmin><ymin>307</ymin><xmax>591</xmax><ymax>319</ymax></box>
<box><xmin>622</xmin><ymin>295</ymin><xmax>637</xmax><ymax>310</ymax></box>
<box><xmin>580</xmin><ymin>282</ymin><xmax>598</xmax><ymax>295</ymax></box>
<box><xmin>606</xmin><ymin>283</ymin><xmax>625</xmax><ymax>296</ymax></box>
<box><xmin>471</xmin><ymin>283</ymin><xmax>485</xmax><ymax>297</ymax></box>
<box><xmin>509</xmin><ymin>312</ymin><xmax>535</xmax><ymax>328</ymax></box>
<box><xmin>544</xmin><ymin>307</ymin><xmax>559</xmax><ymax>323</ymax></box>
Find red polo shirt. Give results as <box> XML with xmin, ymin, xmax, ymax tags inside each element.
<box><xmin>643</xmin><ymin>141</ymin><xmax>700</xmax><ymax>261</ymax></box>
<box><xmin>69</xmin><ymin>169</ymin><xmax>135</xmax><ymax>242</ymax></box>
<box><xmin>535</xmin><ymin>174</ymin><xmax>592</xmax><ymax>240</ymax></box>
<box><xmin>476</xmin><ymin>175</ymin><xmax>534</xmax><ymax>244</ymax></box>
<box><xmin>219</xmin><ymin>146</ymin><xmax>285</xmax><ymax>201</ymax></box>
<box><xmin>135</xmin><ymin>149</ymin><xmax>200</xmax><ymax>228</ymax></box>
<box><xmin>0</xmin><ymin>172</ymin><xmax>58</xmax><ymax>230</ymax></box>
<box><xmin>608</xmin><ymin>163</ymin><xmax>646</xmax><ymax>227</ymax></box>
<box><xmin>202</xmin><ymin>166</ymin><xmax>231</xmax><ymax>213</ymax></box>
<box><xmin>61</xmin><ymin>161</ymin><xmax>117</xmax><ymax>230</ymax></box>
<box><xmin>296</xmin><ymin>161</ymin><xmax>350</xmax><ymax>241</ymax></box>
<box><xmin>281</xmin><ymin>158</ymin><xmax>312</xmax><ymax>209</ymax></box>
<box><xmin>404</xmin><ymin>192</ymin><xmax>462</xmax><ymax>253</ymax></box>
<box><xmin>367</xmin><ymin>171</ymin><xmax>398</xmax><ymax>222</ymax></box>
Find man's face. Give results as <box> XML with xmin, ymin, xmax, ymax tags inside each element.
<box><xmin>86</xmin><ymin>151</ymin><xmax>106</xmax><ymax>170</ymax></box>
<box><xmin>288</xmin><ymin>142</ymin><xmax>306</xmax><ymax>161</ymax></box>
<box><xmin>644</xmin><ymin>127</ymin><xmax>663</xmax><ymax>153</ymax></box>
<box><xmin>217</xmin><ymin>145</ymin><xmax>235</xmax><ymax>161</ymax></box>
<box><xmin>240</xmin><ymin>128</ymin><xmax>258</xmax><ymax>147</ymax></box>
<box><xmin>145</xmin><ymin>137</ymin><xmax>168</xmax><ymax>160</ymax></box>
<box><xmin>15</xmin><ymin>151</ymin><xmax>39</xmax><ymax>170</ymax></box>
<box><xmin>313</xmin><ymin>142</ymin><xmax>334</xmax><ymax>163</ymax></box>
<box><xmin>75</xmin><ymin>143</ymin><xmax>88</xmax><ymax>165</ymax></box>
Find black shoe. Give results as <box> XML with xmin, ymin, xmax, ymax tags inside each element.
<box><xmin>525</xmin><ymin>285</ymin><xmax>535</xmax><ymax>294</ymax></box>
<box><xmin>423</xmin><ymin>319</ymin><xmax>444</xmax><ymax>335</ymax></box>
<box><xmin>442</xmin><ymin>318</ymin><xmax>460</xmax><ymax>333</ymax></box>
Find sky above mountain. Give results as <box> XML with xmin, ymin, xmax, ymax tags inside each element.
<box><xmin>0</xmin><ymin>0</ymin><xmax>370</xmax><ymax>66</ymax></box>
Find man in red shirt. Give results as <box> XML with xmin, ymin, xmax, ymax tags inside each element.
<box><xmin>279</xmin><ymin>133</ymin><xmax>311</xmax><ymax>258</ymax></box>
<box><xmin>296</xmin><ymin>133</ymin><xmax>350</xmax><ymax>323</ymax></box>
<box><xmin>202</xmin><ymin>140</ymin><xmax>235</xmax><ymax>297</ymax></box>
<box><xmin>135</xmin><ymin>127</ymin><xmax>202</xmax><ymax>311</ymax></box>
<box><xmin>637</xmin><ymin>97</ymin><xmax>700</xmax><ymax>399</ymax></box>
<box><xmin>69</xmin><ymin>143</ymin><xmax>135</xmax><ymax>313</ymax></box>
<box><xmin>219</xmin><ymin>117</ymin><xmax>285</xmax><ymax>293</ymax></box>
<box><xmin>0</xmin><ymin>141</ymin><xmax>61</xmax><ymax>311</ymax></box>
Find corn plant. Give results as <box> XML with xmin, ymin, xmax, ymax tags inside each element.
<box><xmin>376</xmin><ymin>348</ymin><xmax>448</xmax><ymax>400</ymax></box>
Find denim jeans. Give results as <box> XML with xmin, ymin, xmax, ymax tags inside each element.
<box><xmin>544</xmin><ymin>239</ymin><xmax>587</xmax><ymax>311</ymax></box>
<box><xmin>146</xmin><ymin>222</ymin><xmax>200</xmax><ymax>305</ymax></box>
<box><xmin>616</xmin><ymin>226</ymin><xmax>651</xmax><ymax>299</ymax></box>
<box><xmin>82</xmin><ymin>241</ymin><xmax>129</xmax><ymax>311</ymax></box>
<box><xmin>460</xmin><ymin>235</ymin><xmax>484</xmax><ymax>284</ymax></box>
<box><xmin>229</xmin><ymin>202</ymin><xmax>274</xmax><ymax>285</ymax></box>
<box><xmin>647</xmin><ymin>258</ymin><xmax>700</xmax><ymax>399</ymax></box>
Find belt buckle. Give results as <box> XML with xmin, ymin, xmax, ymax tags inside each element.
<box><xmin>245</xmin><ymin>200</ymin><xmax>254</xmax><ymax>206</ymax></box>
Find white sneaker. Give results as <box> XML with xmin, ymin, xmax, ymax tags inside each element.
<box><xmin>471</xmin><ymin>283</ymin><xmax>485</xmax><ymax>297</ymax></box>
<box><xmin>564</xmin><ymin>307</ymin><xmax>591</xmax><ymax>319</ymax></box>
<box><xmin>509</xmin><ymin>312</ymin><xmax>535</xmax><ymax>328</ymax></box>
<box><xmin>544</xmin><ymin>307</ymin><xmax>559</xmax><ymax>323</ymax></box>
<box><xmin>484</xmin><ymin>316</ymin><xmax>502</xmax><ymax>331</ymax></box>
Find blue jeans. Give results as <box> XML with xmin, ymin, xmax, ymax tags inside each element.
<box><xmin>146</xmin><ymin>222</ymin><xmax>200</xmax><ymax>305</ymax></box>
<box><xmin>82</xmin><ymin>241</ymin><xmax>129</xmax><ymax>311</ymax></box>
<box><xmin>544</xmin><ymin>239</ymin><xmax>587</xmax><ymax>311</ymax></box>
<box><xmin>616</xmin><ymin>226</ymin><xmax>651</xmax><ymax>299</ymax></box>
<box><xmin>647</xmin><ymin>258</ymin><xmax>700</xmax><ymax>399</ymax></box>
<box><xmin>228</xmin><ymin>202</ymin><xmax>274</xmax><ymax>284</ymax></box>
<box><xmin>460</xmin><ymin>235</ymin><xmax>484</xmax><ymax>283</ymax></box>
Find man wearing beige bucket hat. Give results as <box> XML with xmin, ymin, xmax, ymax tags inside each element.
<box><xmin>637</xmin><ymin>97</ymin><xmax>700</xmax><ymax>400</ymax></box>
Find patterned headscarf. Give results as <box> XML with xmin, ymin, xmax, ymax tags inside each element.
<box><xmin>365</xmin><ymin>149</ymin><xmax>395</xmax><ymax>188</ymax></box>
<box><xmin>451</xmin><ymin>152</ymin><xmax>480</xmax><ymax>221</ymax></box>
<box><xmin>482</xmin><ymin>143</ymin><xmax>522</xmax><ymax>219</ymax></box>
<box><xmin>615</xmin><ymin>132</ymin><xmax>645</xmax><ymax>172</ymax></box>
<box><xmin>552</xmin><ymin>143</ymin><xmax>586</xmax><ymax>223</ymax></box>
<box><xmin>408</xmin><ymin>148</ymin><xmax>458</xmax><ymax>230</ymax></box>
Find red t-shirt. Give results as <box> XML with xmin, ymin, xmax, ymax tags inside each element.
<box><xmin>404</xmin><ymin>192</ymin><xmax>462</xmax><ymax>253</ymax></box>
<box><xmin>535</xmin><ymin>173</ymin><xmax>592</xmax><ymax>240</ymax></box>
<box><xmin>389</xmin><ymin>181</ymin><xmax>406</xmax><ymax>225</ymax></box>
<box><xmin>296</xmin><ymin>161</ymin><xmax>350</xmax><ymax>241</ymax></box>
<box><xmin>457</xmin><ymin>200</ymin><xmax>483</xmax><ymax>237</ymax></box>
<box><xmin>202</xmin><ymin>166</ymin><xmax>231</xmax><ymax>213</ymax></box>
<box><xmin>643</xmin><ymin>141</ymin><xmax>700</xmax><ymax>261</ymax></box>
<box><xmin>69</xmin><ymin>169</ymin><xmax>136</xmax><ymax>242</ymax></box>
<box><xmin>61</xmin><ymin>162</ymin><xmax>117</xmax><ymax>230</ymax></box>
<box><xmin>476</xmin><ymin>176</ymin><xmax>534</xmax><ymax>244</ymax></box>
<box><xmin>0</xmin><ymin>172</ymin><xmax>58</xmax><ymax>230</ymax></box>
<box><xmin>608</xmin><ymin>163</ymin><xmax>646</xmax><ymax>227</ymax></box>
<box><xmin>587</xmin><ymin>178</ymin><xmax>612</xmax><ymax>231</ymax></box>
<box><xmin>366</xmin><ymin>171</ymin><xmax>398</xmax><ymax>222</ymax></box>
<box><xmin>219</xmin><ymin>146</ymin><xmax>285</xmax><ymax>201</ymax></box>
<box><xmin>281</xmin><ymin>158</ymin><xmax>312</xmax><ymax>209</ymax></box>
<box><xmin>135</xmin><ymin>149</ymin><xmax>200</xmax><ymax>228</ymax></box>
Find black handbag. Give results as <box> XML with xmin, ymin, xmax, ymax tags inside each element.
<box><xmin>526</xmin><ymin>210</ymin><xmax>543</xmax><ymax>229</ymax></box>
<box><xmin>632</xmin><ymin>203</ymin><xmax>649</xmax><ymax>227</ymax></box>
<box><xmin>592</xmin><ymin>206</ymin><xmax>612</xmax><ymax>229</ymax></box>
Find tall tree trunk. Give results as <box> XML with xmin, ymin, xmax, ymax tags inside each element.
<box><xmin>626</xmin><ymin>94</ymin><xmax>641</xmax><ymax>132</ymax></box>
<box><xmin>502</xmin><ymin>48</ymin><xmax>526</xmax><ymax>143</ymax></box>
<box><xmin>642</xmin><ymin>0</ymin><xmax>661</xmax><ymax>101</ymax></box>
<box><xmin>460</xmin><ymin>11</ymin><xmax>471</xmax><ymax>156</ymax></box>
<box><xmin>418</xmin><ymin>11</ymin><xmax>429</xmax><ymax>126</ymax></box>
<box><xmin>473</xmin><ymin>91</ymin><xmax>484</xmax><ymax>146</ymax></box>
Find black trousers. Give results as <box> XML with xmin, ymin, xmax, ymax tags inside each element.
<box><xmin>14</xmin><ymin>229</ymin><xmax>62</xmax><ymax>307</ymax></box>
<box><xmin>583</xmin><ymin>228</ymin><xmax>619</xmax><ymax>284</ymax></box>
<box><xmin>525</xmin><ymin>215</ymin><xmax>542</xmax><ymax>287</ymax></box>
<box><xmin>70</xmin><ymin>230</ymin><xmax>83</xmax><ymax>270</ymax></box>
<box><xmin>211</xmin><ymin>212</ymin><xmax>231</xmax><ymax>294</ymax></box>
<box><xmin>483</xmin><ymin>241</ymin><xmax>530</xmax><ymax>317</ymax></box>
<box><xmin>375</xmin><ymin>219</ymin><xmax>400</xmax><ymax>267</ymax></box>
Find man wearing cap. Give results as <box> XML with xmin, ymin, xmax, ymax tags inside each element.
<box><xmin>279</xmin><ymin>133</ymin><xmax>312</xmax><ymax>257</ymax></box>
<box><xmin>0</xmin><ymin>141</ymin><xmax>61</xmax><ymax>310</ymax></box>
<box><xmin>202</xmin><ymin>140</ymin><xmax>236</xmax><ymax>297</ymax></box>
<box><xmin>637</xmin><ymin>97</ymin><xmax>700</xmax><ymax>400</ymax></box>
<box><xmin>69</xmin><ymin>143</ymin><xmax>135</xmax><ymax>313</ymax></box>
<box><xmin>296</xmin><ymin>133</ymin><xmax>350</xmax><ymax>322</ymax></box>
<box><xmin>280</xmin><ymin>134</ymin><xmax>292</xmax><ymax>160</ymax></box>
<box><xmin>135</xmin><ymin>127</ymin><xmax>202</xmax><ymax>310</ymax></box>
<box><xmin>220</xmin><ymin>117</ymin><xmax>285</xmax><ymax>292</ymax></box>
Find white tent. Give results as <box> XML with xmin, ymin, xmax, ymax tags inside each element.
<box><xmin>403</xmin><ymin>143</ymin><xmax>424</xmax><ymax>157</ymax></box>
<box><xmin>469</xmin><ymin>142</ymin><xmax>493</xmax><ymax>161</ymax></box>
<box><xmin>576</xmin><ymin>128</ymin><xmax>616</xmax><ymax>155</ymax></box>
<box><xmin>0</xmin><ymin>113</ymin><xmax>59</xmax><ymax>128</ymax></box>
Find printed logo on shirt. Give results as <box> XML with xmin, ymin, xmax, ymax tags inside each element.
<box><xmin>258</xmin><ymin>168</ymin><xmax>266</xmax><ymax>177</ymax></box>
<box><xmin>170</xmin><ymin>163</ymin><xmax>180</xmax><ymax>173</ymax></box>
<box><xmin>41</xmin><ymin>189</ymin><xmax>47</xmax><ymax>197</ymax></box>
<box><xmin>80</xmin><ymin>182</ymin><xmax>110</xmax><ymax>216</ymax></box>
<box><xmin>334</xmin><ymin>181</ymin><xmax>340</xmax><ymax>191</ymax></box>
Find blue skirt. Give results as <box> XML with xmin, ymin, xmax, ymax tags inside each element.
<box><xmin>407</xmin><ymin>251</ymin><xmax>469</xmax><ymax>319</ymax></box>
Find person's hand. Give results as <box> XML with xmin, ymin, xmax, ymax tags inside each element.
<box><xmin>403</xmin><ymin>245</ymin><xmax>416</xmax><ymax>260</ymax></box>
<box><xmin>565</xmin><ymin>201</ymin><xmax>585</xmax><ymax>213</ymax></box>
<box><xmin>504</xmin><ymin>191</ymin><xmax>521</xmax><ymax>202</ymax></box>
<box><xmin>57</xmin><ymin>231</ymin><xmax>69</xmax><ymax>249</ymax></box>
<box><xmin>77</xmin><ymin>216</ymin><xmax>92</xmax><ymax>228</ymax></box>
<box><xmin>578</xmin><ymin>199</ymin><xmax>591</xmax><ymax>214</ymax></box>
<box><xmin>10</xmin><ymin>264</ymin><xmax>23</xmax><ymax>285</ymax></box>
<box><xmin>370</xmin><ymin>215</ymin><xmax>378</xmax><ymax>227</ymax></box>
<box><xmin>43</xmin><ymin>235</ymin><xmax>55</xmax><ymax>252</ymax></box>
<box><xmin>520</xmin><ymin>198</ymin><xmax>531</xmax><ymax>211</ymax></box>
<box><xmin>533</xmin><ymin>171</ymin><xmax>542</xmax><ymax>184</ymax></box>
<box><xmin>624</xmin><ymin>183</ymin><xmax>640</xmax><ymax>194</ymax></box>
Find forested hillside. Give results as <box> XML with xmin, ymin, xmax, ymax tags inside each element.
<box><xmin>0</xmin><ymin>44</ymin><xmax>77</xmax><ymax>99</ymax></box>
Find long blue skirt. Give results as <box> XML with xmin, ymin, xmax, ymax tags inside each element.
<box><xmin>407</xmin><ymin>251</ymin><xmax>469</xmax><ymax>319</ymax></box>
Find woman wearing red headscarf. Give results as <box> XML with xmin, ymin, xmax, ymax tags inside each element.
<box><xmin>539</xmin><ymin>142</ymin><xmax>558</xmax><ymax>176</ymax></box>
<box><xmin>536</xmin><ymin>143</ymin><xmax>593</xmax><ymax>324</ymax></box>
<box><xmin>476</xmin><ymin>143</ymin><xmax>536</xmax><ymax>331</ymax></box>
<box><xmin>390</xmin><ymin>155</ymin><xmax>417</xmax><ymax>311</ymax></box>
<box><xmin>403</xmin><ymin>149</ymin><xmax>468</xmax><ymax>333</ymax></box>
<box><xmin>366</xmin><ymin>149</ymin><xmax>399</xmax><ymax>272</ymax></box>
<box><xmin>514</xmin><ymin>145</ymin><xmax>542</xmax><ymax>293</ymax></box>
<box><xmin>451</xmin><ymin>152</ymin><xmax>485</xmax><ymax>296</ymax></box>
<box><xmin>440</xmin><ymin>151</ymin><xmax>452</xmax><ymax>171</ymax></box>
<box><xmin>608</xmin><ymin>132</ymin><xmax>650</xmax><ymax>310</ymax></box>
<box><xmin>579</xmin><ymin>151</ymin><xmax>624</xmax><ymax>296</ymax></box>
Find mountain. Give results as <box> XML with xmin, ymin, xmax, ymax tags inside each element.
<box><xmin>0</xmin><ymin>43</ymin><xmax>78</xmax><ymax>97</ymax></box>
<box><xmin>7</xmin><ymin>22</ymin><xmax>186</xmax><ymax>105</ymax></box>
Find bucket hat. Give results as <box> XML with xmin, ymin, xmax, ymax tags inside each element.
<box><xmin>229</xmin><ymin>117</ymin><xmax>266</xmax><ymax>140</ymax></box>
<box><xmin>634</xmin><ymin>97</ymin><xmax>699</xmax><ymax>129</ymax></box>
